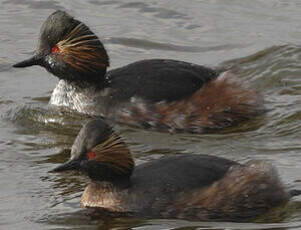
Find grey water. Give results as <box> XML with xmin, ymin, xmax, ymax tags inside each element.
<box><xmin>1</xmin><ymin>0</ymin><xmax>301</xmax><ymax>229</ymax></box>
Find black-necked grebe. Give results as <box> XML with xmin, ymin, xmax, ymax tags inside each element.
<box><xmin>53</xmin><ymin>119</ymin><xmax>300</xmax><ymax>221</ymax></box>
<box><xmin>14</xmin><ymin>11</ymin><xmax>264</xmax><ymax>133</ymax></box>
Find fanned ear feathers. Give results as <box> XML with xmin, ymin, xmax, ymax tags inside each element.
<box><xmin>56</xmin><ymin>23</ymin><xmax>109</xmax><ymax>73</ymax></box>
<box><xmin>91</xmin><ymin>133</ymin><xmax>134</xmax><ymax>176</ymax></box>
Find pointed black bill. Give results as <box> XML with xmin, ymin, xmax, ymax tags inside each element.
<box><xmin>52</xmin><ymin>159</ymin><xmax>80</xmax><ymax>172</ymax></box>
<box><xmin>13</xmin><ymin>55</ymin><xmax>43</xmax><ymax>68</ymax></box>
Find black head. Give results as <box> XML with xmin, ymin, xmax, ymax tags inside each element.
<box><xmin>54</xmin><ymin>119</ymin><xmax>134</xmax><ymax>183</ymax></box>
<box><xmin>13</xmin><ymin>11</ymin><xmax>109</xmax><ymax>82</ymax></box>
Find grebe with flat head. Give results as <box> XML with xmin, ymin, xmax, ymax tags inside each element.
<box><xmin>53</xmin><ymin>119</ymin><xmax>300</xmax><ymax>221</ymax></box>
<box><xmin>14</xmin><ymin>11</ymin><xmax>264</xmax><ymax>133</ymax></box>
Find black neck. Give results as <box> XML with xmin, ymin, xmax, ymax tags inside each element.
<box><xmin>82</xmin><ymin>161</ymin><xmax>132</xmax><ymax>188</ymax></box>
<box><xmin>65</xmin><ymin>75</ymin><xmax>107</xmax><ymax>90</ymax></box>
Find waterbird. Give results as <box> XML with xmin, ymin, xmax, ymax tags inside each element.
<box><xmin>14</xmin><ymin>10</ymin><xmax>264</xmax><ymax>133</ymax></box>
<box><xmin>53</xmin><ymin>119</ymin><xmax>300</xmax><ymax>221</ymax></box>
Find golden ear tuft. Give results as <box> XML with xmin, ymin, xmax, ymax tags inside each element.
<box><xmin>56</xmin><ymin>23</ymin><xmax>109</xmax><ymax>73</ymax></box>
<box><xmin>91</xmin><ymin>134</ymin><xmax>134</xmax><ymax>176</ymax></box>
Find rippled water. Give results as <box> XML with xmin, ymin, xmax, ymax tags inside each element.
<box><xmin>1</xmin><ymin>0</ymin><xmax>301</xmax><ymax>229</ymax></box>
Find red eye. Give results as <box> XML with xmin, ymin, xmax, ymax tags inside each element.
<box><xmin>51</xmin><ymin>45</ymin><xmax>60</xmax><ymax>53</ymax></box>
<box><xmin>87</xmin><ymin>151</ymin><xmax>95</xmax><ymax>159</ymax></box>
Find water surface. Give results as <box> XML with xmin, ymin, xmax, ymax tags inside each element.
<box><xmin>1</xmin><ymin>0</ymin><xmax>301</xmax><ymax>229</ymax></box>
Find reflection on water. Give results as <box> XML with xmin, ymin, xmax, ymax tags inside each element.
<box><xmin>1</xmin><ymin>0</ymin><xmax>301</xmax><ymax>229</ymax></box>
